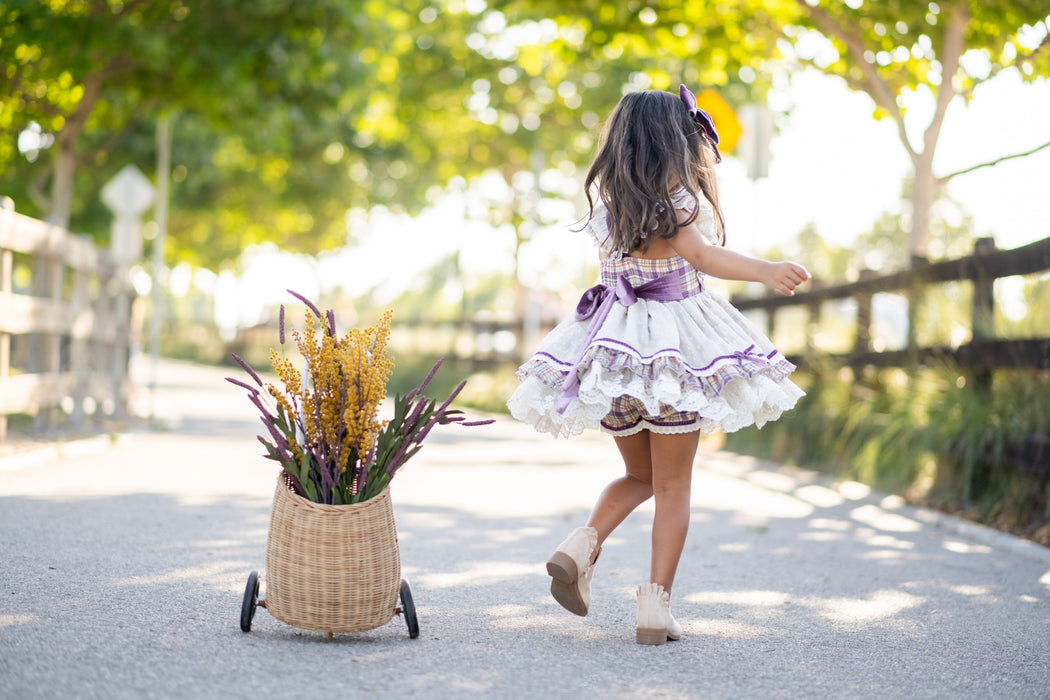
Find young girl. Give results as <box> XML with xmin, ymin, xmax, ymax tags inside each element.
<box><xmin>507</xmin><ymin>85</ymin><xmax>809</xmax><ymax>645</ymax></box>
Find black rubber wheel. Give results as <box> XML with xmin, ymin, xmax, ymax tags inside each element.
<box><xmin>400</xmin><ymin>578</ymin><xmax>419</xmax><ymax>639</ymax></box>
<box><xmin>240</xmin><ymin>571</ymin><xmax>260</xmax><ymax>632</ymax></box>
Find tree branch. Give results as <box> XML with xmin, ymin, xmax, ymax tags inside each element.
<box><xmin>77</xmin><ymin>116</ymin><xmax>141</xmax><ymax>167</ymax></box>
<box><xmin>794</xmin><ymin>0</ymin><xmax>917</xmax><ymax>163</ymax></box>
<box><xmin>922</xmin><ymin>4</ymin><xmax>968</xmax><ymax>158</ymax></box>
<box><xmin>938</xmin><ymin>139</ymin><xmax>1050</xmax><ymax>183</ymax></box>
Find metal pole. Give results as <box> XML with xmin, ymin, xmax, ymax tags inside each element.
<box><xmin>152</xmin><ymin>115</ymin><xmax>172</xmax><ymax>419</ymax></box>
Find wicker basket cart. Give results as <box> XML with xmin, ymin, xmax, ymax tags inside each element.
<box><xmin>239</xmin><ymin>475</ymin><xmax>419</xmax><ymax>639</ymax></box>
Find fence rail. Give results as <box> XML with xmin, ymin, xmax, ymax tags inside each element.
<box><xmin>0</xmin><ymin>199</ymin><xmax>135</xmax><ymax>439</ymax></box>
<box><xmin>730</xmin><ymin>235</ymin><xmax>1050</xmax><ymax>476</ymax></box>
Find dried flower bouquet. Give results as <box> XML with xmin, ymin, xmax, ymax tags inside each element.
<box><xmin>228</xmin><ymin>291</ymin><xmax>491</xmax><ymax>505</ymax></box>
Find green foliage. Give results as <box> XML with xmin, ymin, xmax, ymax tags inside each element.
<box><xmin>2</xmin><ymin>1</ymin><xmax>1047</xmax><ymax>269</ymax></box>
<box><xmin>726</xmin><ymin>362</ymin><xmax>1050</xmax><ymax>531</ymax></box>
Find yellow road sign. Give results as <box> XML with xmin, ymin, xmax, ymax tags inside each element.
<box><xmin>696</xmin><ymin>88</ymin><xmax>741</xmax><ymax>155</ymax></box>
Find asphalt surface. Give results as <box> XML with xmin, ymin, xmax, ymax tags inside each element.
<box><xmin>1</xmin><ymin>358</ymin><xmax>1049</xmax><ymax>700</ymax></box>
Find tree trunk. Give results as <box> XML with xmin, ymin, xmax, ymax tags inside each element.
<box><xmin>47</xmin><ymin>134</ymin><xmax>77</xmax><ymax>228</ymax></box>
<box><xmin>45</xmin><ymin>70</ymin><xmax>107</xmax><ymax>229</ymax></box>
<box><xmin>909</xmin><ymin>151</ymin><xmax>938</xmax><ymax>261</ymax></box>
<box><xmin>907</xmin><ymin>3</ymin><xmax>967</xmax><ymax>263</ymax></box>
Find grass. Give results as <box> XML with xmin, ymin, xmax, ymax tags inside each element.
<box><xmin>725</xmin><ymin>360</ymin><xmax>1050</xmax><ymax>544</ymax></box>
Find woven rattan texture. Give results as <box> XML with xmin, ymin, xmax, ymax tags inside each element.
<box><xmin>264</xmin><ymin>476</ymin><xmax>401</xmax><ymax>633</ymax></box>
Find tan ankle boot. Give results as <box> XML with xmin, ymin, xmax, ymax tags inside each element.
<box><xmin>546</xmin><ymin>527</ymin><xmax>600</xmax><ymax>616</ymax></box>
<box><xmin>635</xmin><ymin>583</ymin><xmax>682</xmax><ymax>645</ymax></box>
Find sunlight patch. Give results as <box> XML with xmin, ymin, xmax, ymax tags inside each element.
<box><xmin>810</xmin><ymin>518</ymin><xmax>851</xmax><ymax>531</ymax></box>
<box><xmin>491</xmin><ymin>614</ymin><xmax>604</xmax><ymax>637</ymax></box>
<box><xmin>718</xmin><ymin>542</ymin><xmax>749</xmax><ymax>553</ymax></box>
<box><xmin>0</xmin><ymin>614</ymin><xmax>36</xmax><ymax>628</ymax></box>
<box><xmin>798</xmin><ymin>531</ymin><xmax>844</xmax><ymax>542</ymax></box>
<box><xmin>795</xmin><ymin>484</ymin><xmax>844</xmax><ymax>508</ymax></box>
<box><xmin>398</xmin><ymin>512</ymin><xmax>458</xmax><ymax>529</ymax></box>
<box><xmin>837</xmin><ymin>481</ymin><xmax>871</xmax><ymax>500</ymax></box>
<box><xmin>691</xmin><ymin>618</ymin><xmax>776</xmax><ymax>639</ymax></box>
<box><xmin>684</xmin><ymin>589</ymin><xmax>790</xmax><ymax>607</ymax></box>
<box><xmin>746</xmin><ymin>470</ymin><xmax>797</xmax><ymax>493</ymax></box>
<box><xmin>941</xmin><ymin>540</ymin><xmax>992</xmax><ymax>554</ymax></box>
<box><xmin>114</xmin><ymin>561</ymin><xmax>243</xmax><ymax>586</ymax></box>
<box><xmin>487</xmin><ymin>527</ymin><xmax>548</xmax><ymax>544</ymax></box>
<box><xmin>417</xmin><ymin>561</ymin><xmax>538</xmax><ymax>589</ymax></box>
<box><xmin>851</xmin><ymin>504</ymin><xmax>922</xmax><ymax>533</ymax></box>
<box><xmin>816</xmin><ymin>589</ymin><xmax>922</xmax><ymax>623</ymax></box>
<box><xmin>482</xmin><ymin>604</ymin><xmax>532</xmax><ymax>617</ymax></box>
<box><xmin>865</xmin><ymin>534</ymin><xmax>916</xmax><ymax>550</ymax></box>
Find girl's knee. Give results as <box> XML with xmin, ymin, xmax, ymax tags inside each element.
<box><xmin>625</xmin><ymin>470</ymin><xmax>655</xmax><ymax>496</ymax></box>
<box><xmin>651</xmin><ymin>462</ymin><xmax>693</xmax><ymax>495</ymax></box>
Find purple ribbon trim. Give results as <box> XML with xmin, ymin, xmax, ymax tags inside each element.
<box><xmin>730</xmin><ymin>345</ymin><xmax>770</xmax><ymax>371</ymax></box>
<box><xmin>557</xmin><ymin>271</ymin><xmax>689</xmax><ymax>413</ymax></box>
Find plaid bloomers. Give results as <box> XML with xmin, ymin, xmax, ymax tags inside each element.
<box><xmin>601</xmin><ymin>395</ymin><xmax>700</xmax><ymax>434</ymax></box>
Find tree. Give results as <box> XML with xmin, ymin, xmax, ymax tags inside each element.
<box><xmin>496</xmin><ymin>0</ymin><xmax>1050</xmax><ymax>263</ymax></box>
<box><xmin>770</xmin><ymin>0</ymin><xmax>1050</xmax><ymax>262</ymax></box>
<box><xmin>0</xmin><ymin>0</ymin><xmax>372</xmax><ymax>234</ymax></box>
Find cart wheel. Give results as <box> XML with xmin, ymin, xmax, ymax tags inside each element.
<box><xmin>240</xmin><ymin>571</ymin><xmax>260</xmax><ymax>633</ymax></box>
<box><xmin>400</xmin><ymin>578</ymin><xmax>419</xmax><ymax>639</ymax></box>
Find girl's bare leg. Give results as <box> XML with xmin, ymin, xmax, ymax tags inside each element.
<box><xmin>648</xmin><ymin>431</ymin><xmax>699</xmax><ymax>594</ymax></box>
<box><xmin>584</xmin><ymin>431</ymin><xmax>655</xmax><ymax>547</ymax></box>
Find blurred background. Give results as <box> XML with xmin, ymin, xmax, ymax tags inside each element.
<box><xmin>2</xmin><ymin>1</ymin><xmax>1049</xmax><ymax>537</ymax></box>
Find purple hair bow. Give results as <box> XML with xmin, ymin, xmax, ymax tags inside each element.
<box><xmin>679</xmin><ymin>84</ymin><xmax>722</xmax><ymax>163</ymax></box>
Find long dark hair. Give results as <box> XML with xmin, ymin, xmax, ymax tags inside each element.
<box><xmin>582</xmin><ymin>89</ymin><xmax>726</xmax><ymax>252</ymax></box>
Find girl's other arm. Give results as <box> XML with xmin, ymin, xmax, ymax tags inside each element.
<box><xmin>669</xmin><ymin>215</ymin><xmax>811</xmax><ymax>296</ymax></box>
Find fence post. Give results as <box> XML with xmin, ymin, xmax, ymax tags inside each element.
<box><xmin>854</xmin><ymin>269</ymin><xmax>877</xmax><ymax>355</ymax></box>
<box><xmin>805</xmin><ymin>279</ymin><xmax>822</xmax><ymax>352</ymax></box>
<box><xmin>971</xmin><ymin>237</ymin><xmax>997</xmax><ymax>371</ymax></box>
<box><xmin>967</xmin><ymin>237</ymin><xmax>997</xmax><ymax>500</ymax></box>
<box><xmin>852</xmin><ymin>269</ymin><xmax>877</xmax><ymax>386</ymax></box>
<box><xmin>69</xmin><ymin>258</ymin><xmax>89</xmax><ymax>428</ymax></box>
<box><xmin>906</xmin><ymin>256</ymin><xmax>929</xmax><ymax>356</ymax></box>
<box><xmin>34</xmin><ymin>226</ymin><xmax>64</xmax><ymax>434</ymax></box>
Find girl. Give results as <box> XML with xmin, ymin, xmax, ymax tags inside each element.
<box><xmin>507</xmin><ymin>85</ymin><xmax>810</xmax><ymax>645</ymax></box>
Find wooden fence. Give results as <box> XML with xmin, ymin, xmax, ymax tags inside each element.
<box><xmin>730</xmin><ymin>235</ymin><xmax>1050</xmax><ymax>476</ymax></box>
<box><xmin>0</xmin><ymin>199</ymin><xmax>136</xmax><ymax>439</ymax></box>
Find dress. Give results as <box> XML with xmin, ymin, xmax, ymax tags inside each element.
<box><xmin>507</xmin><ymin>190</ymin><xmax>804</xmax><ymax>439</ymax></box>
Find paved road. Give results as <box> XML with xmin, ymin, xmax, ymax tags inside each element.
<box><xmin>1</xmin><ymin>359</ymin><xmax>1049</xmax><ymax>699</ymax></box>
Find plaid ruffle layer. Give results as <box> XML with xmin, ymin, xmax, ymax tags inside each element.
<box><xmin>510</xmin><ymin>342</ymin><xmax>802</xmax><ymax>438</ymax></box>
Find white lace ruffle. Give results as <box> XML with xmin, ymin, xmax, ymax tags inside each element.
<box><xmin>508</xmin><ymin>347</ymin><xmax>804</xmax><ymax>439</ymax></box>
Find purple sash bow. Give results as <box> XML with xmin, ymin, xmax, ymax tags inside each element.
<box><xmin>557</xmin><ymin>271</ymin><xmax>690</xmax><ymax>413</ymax></box>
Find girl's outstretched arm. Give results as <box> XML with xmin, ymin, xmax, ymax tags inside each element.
<box><xmin>669</xmin><ymin>215</ymin><xmax>810</xmax><ymax>296</ymax></box>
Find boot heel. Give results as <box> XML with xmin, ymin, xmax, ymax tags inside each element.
<box><xmin>546</xmin><ymin>551</ymin><xmax>578</xmax><ymax>584</ymax></box>
<box><xmin>550</xmin><ymin>579</ymin><xmax>588</xmax><ymax>616</ymax></box>
<box><xmin>635</xmin><ymin>627</ymin><xmax>667</xmax><ymax>646</ymax></box>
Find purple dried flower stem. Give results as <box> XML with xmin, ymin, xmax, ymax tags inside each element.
<box><xmin>286</xmin><ymin>289</ymin><xmax>323</xmax><ymax>320</ymax></box>
<box><xmin>278</xmin><ymin>305</ymin><xmax>286</xmax><ymax>345</ymax></box>
<box><xmin>406</xmin><ymin>359</ymin><xmax>443</xmax><ymax>403</ymax></box>
<box><xmin>412</xmin><ymin>380</ymin><xmax>466</xmax><ymax>445</ymax></box>
<box><xmin>231</xmin><ymin>353</ymin><xmax>263</xmax><ymax>386</ymax></box>
<box><xmin>225</xmin><ymin>377</ymin><xmax>261</xmax><ymax>394</ymax></box>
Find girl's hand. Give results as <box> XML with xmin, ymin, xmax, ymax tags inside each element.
<box><xmin>762</xmin><ymin>261</ymin><xmax>811</xmax><ymax>296</ymax></box>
